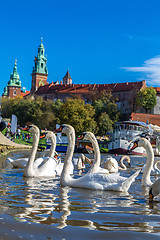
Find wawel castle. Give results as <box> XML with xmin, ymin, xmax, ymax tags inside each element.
<box><xmin>2</xmin><ymin>40</ymin><xmax>160</xmax><ymax>122</ymax></box>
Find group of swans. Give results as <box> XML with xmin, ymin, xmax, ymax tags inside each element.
<box><xmin>5</xmin><ymin>123</ymin><xmax>160</xmax><ymax>200</ymax></box>
<box><xmin>6</xmin><ymin>125</ymin><xmax>85</xmax><ymax>177</ymax></box>
<box><xmin>23</xmin><ymin>125</ymin><xmax>60</xmax><ymax>177</ymax></box>
<box><xmin>56</xmin><ymin>124</ymin><xmax>160</xmax><ymax>198</ymax></box>
<box><xmin>6</xmin><ymin>130</ymin><xmax>58</xmax><ymax>169</ymax></box>
<box><xmin>55</xmin><ymin>124</ymin><xmax>140</xmax><ymax>192</ymax></box>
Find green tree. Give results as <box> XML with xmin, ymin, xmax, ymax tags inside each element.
<box><xmin>1</xmin><ymin>97</ymin><xmax>56</xmax><ymax>130</ymax></box>
<box><xmin>92</xmin><ymin>90</ymin><xmax>120</xmax><ymax>134</ymax></box>
<box><xmin>136</xmin><ymin>87</ymin><xmax>157</xmax><ymax>113</ymax></box>
<box><xmin>59</xmin><ymin>98</ymin><xmax>97</xmax><ymax>136</ymax></box>
<box><xmin>98</xmin><ymin>112</ymin><xmax>113</xmax><ymax>136</ymax></box>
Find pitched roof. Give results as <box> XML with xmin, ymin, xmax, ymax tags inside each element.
<box><xmin>21</xmin><ymin>90</ymin><xmax>30</xmax><ymax>97</ymax></box>
<box><xmin>35</xmin><ymin>80</ymin><xmax>146</xmax><ymax>95</ymax></box>
<box><xmin>130</xmin><ymin>112</ymin><xmax>160</xmax><ymax>127</ymax></box>
<box><xmin>63</xmin><ymin>70</ymin><xmax>72</xmax><ymax>79</ymax></box>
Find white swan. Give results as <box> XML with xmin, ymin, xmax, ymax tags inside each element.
<box><xmin>130</xmin><ymin>138</ymin><xmax>154</xmax><ymax>187</ymax></box>
<box><xmin>81</xmin><ymin>154</ymin><xmax>131</xmax><ymax>173</ymax></box>
<box><xmin>118</xmin><ymin>155</ymin><xmax>131</xmax><ymax>171</ymax></box>
<box><xmin>6</xmin><ymin>130</ymin><xmax>57</xmax><ymax>169</ymax></box>
<box><xmin>57</xmin><ymin>124</ymin><xmax>140</xmax><ymax>192</ymax></box>
<box><xmin>23</xmin><ymin>125</ymin><xmax>59</xmax><ymax>177</ymax></box>
<box><xmin>100</xmin><ymin>156</ymin><xmax>119</xmax><ymax>173</ymax></box>
<box><xmin>130</xmin><ymin>137</ymin><xmax>160</xmax><ymax>199</ymax></box>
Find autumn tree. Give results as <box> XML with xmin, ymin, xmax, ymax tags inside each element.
<box><xmin>59</xmin><ymin>98</ymin><xmax>97</xmax><ymax>136</ymax></box>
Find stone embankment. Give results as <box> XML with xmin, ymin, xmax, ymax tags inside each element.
<box><xmin>0</xmin><ymin>132</ymin><xmax>31</xmax><ymax>154</ymax></box>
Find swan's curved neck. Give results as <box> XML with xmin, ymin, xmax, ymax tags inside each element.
<box><xmin>119</xmin><ymin>156</ymin><xmax>127</xmax><ymax>170</ymax></box>
<box><xmin>24</xmin><ymin>130</ymin><xmax>40</xmax><ymax>176</ymax></box>
<box><xmin>48</xmin><ymin>135</ymin><xmax>56</xmax><ymax>158</ymax></box>
<box><xmin>142</xmin><ymin>140</ymin><xmax>154</xmax><ymax>186</ymax></box>
<box><xmin>60</xmin><ymin>129</ymin><xmax>75</xmax><ymax>185</ymax></box>
<box><xmin>88</xmin><ymin>136</ymin><xmax>101</xmax><ymax>174</ymax></box>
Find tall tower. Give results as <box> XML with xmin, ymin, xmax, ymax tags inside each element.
<box><xmin>31</xmin><ymin>39</ymin><xmax>48</xmax><ymax>93</ymax></box>
<box><xmin>3</xmin><ymin>59</ymin><xmax>22</xmax><ymax>98</ymax></box>
<box><xmin>63</xmin><ymin>70</ymin><xmax>72</xmax><ymax>85</ymax></box>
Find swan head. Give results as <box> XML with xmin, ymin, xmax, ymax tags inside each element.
<box><xmin>23</xmin><ymin>124</ymin><xmax>39</xmax><ymax>137</ymax></box>
<box><xmin>45</xmin><ymin>131</ymin><xmax>56</xmax><ymax>140</ymax></box>
<box><xmin>120</xmin><ymin>155</ymin><xmax>131</xmax><ymax>166</ymax></box>
<box><xmin>56</xmin><ymin>124</ymin><xmax>75</xmax><ymax>135</ymax></box>
<box><xmin>129</xmin><ymin>137</ymin><xmax>150</xmax><ymax>151</ymax></box>
<box><xmin>78</xmin><ymin>132</ymin><xmax>96</xmax><ymax>142</ymax></box>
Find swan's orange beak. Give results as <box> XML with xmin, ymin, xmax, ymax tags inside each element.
<box><xmin>55</xmin><ymin>126</ymin><xmax>63</xmax><ymax>133</ymax></box>
<box><xmin>77</xmin><ymin>134</ymin><xmax>84</xmax><ymax>140</ymax></box>
<box><xmin>129</xmin><ymin>141</ymin><xmax>138</xmax><ymax>151</ymax></box>
<box><xmin>22</xmin><ymin>126</ymin><xmax>29</xmax><ymax>131</ymax></box>
<box><xmin>40</xmin><ymin>134</ymin><xmax>45</xmax><ymax>139</ymax></box>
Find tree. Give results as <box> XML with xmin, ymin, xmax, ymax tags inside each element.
<box><xmin>92</xmin><ymin>90</ymin><xmax>120</xmax><ymax>134</ymax></box>
<box><xmin>98</xmin><ymin>112</ymin><xmax>113</xmax><ymax>136</ymax></box>
<box><xmin>1</xmin><ymin>97</ymin><xmax>55</xmax><ymax>129</ymax></box>
<box><xmin>59</xmin><ymin>98</ymin><xmax>97</xmax><ymax>136</ymax></box>
<box><xmin>136</xmin><ymin>87</ymin><xmax>157</xmax><ymax>113</ymax></box>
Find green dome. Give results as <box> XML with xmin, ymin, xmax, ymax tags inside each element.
<box><xmin>7</xmin><ymin>60</ymin><xmax>21</xmax><ymax>87</ymax></box>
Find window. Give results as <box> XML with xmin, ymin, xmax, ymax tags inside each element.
<box><xmin>41</xmin><ymin>63</ymin><xmax>43</xmax><ymax>68</ymax></box>
<box><xmin>13</xmin><ymin>90</ymin><xmax>16</xmax><ymax>96</ymax></box>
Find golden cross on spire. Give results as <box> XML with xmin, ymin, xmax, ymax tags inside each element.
<box><xmin>15</xmin><ymin>58</ymin><xmax>17</xmax><ymax>66</ymax></box>
<box><xmin>41</xmin><ymin>37</ymin><xmax>43</xmax><ymax>42</ymax></box>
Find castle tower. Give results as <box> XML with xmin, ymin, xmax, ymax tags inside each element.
<box><xmin>3</xmin><ymin>59</ymin><xmax>22</xmax><ymax>98</ymax></box>
<box><xmin>31</xmin><ymin>38</ymin><xmax>48</xmax><ymax>93</ymax></box>
<box><xmin>63</xmin><ymin>70</ymin><xmax>72</xmax><ymax>85</ymax></box>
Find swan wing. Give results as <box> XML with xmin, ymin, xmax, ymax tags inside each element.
<box><xmin>68</xmin><ymin>170</ymin><xmax>140</xmax><ymax>192</ymax></box>
<box><xmin>34</xmin><ymin>157</ymin><xmax>57</xmax><ymax>177</ymax></box>
<box><xmin>121</xmin><ymin>169</ymin><xmax>140</xmax><ymax>192</ymax></box>
<box><xmin>55</xmin><ymin>162</ymin><xmax>63</xmax><ymax>175</ymax></box>
<box><xmin>33</xmin><ymin>157</ymin><xmax>45</xmax><ymax>168</ymax></box>
<box><xmin>6</xmin><ymin>157</ymin><xmax>28</xmax><ymax>168</ymax></box>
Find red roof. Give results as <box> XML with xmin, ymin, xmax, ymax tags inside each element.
<box><xmin>21</xmin><ymin>90</ymin><xmax>30</xmax><ymax>97</ymax></box>
<box><xmin>35</xmin><ymin>81</ymin><xmax>146</xmax><ymax>95</ymax></box>
<box><xmin>154</xmin><ymin>87</ymin><xmax>160</xmax><ymax>94</ymax></box>
<box><xmin>130</xmin><ymin>113</ymin><xmax>160</xmax><ymax>127</ymax></box>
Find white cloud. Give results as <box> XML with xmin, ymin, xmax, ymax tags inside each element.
<box><xmin>122</xmin><ymin>55</ymin><xmax>160</xmax><ymax>86</ymax></box>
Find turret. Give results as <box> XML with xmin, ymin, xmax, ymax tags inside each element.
<box><xmin>31</xmin><ymin>38</ymin><xmax>48</xmax><ymax>93</ymax></box>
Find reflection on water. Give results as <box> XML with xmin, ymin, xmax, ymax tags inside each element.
<box><xmin>0</xmin><ymin>151</ymin><xmax>160</xmax><ymax>239</ymax></box>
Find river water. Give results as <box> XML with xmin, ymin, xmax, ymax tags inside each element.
<box><xmin>0</xmin><ymin>151</ymin><xmax>160</xmax><ymax>240</ymax></box>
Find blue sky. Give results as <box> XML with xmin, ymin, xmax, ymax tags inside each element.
<box><xmin>1</xmin><ymin>0</ymin><xmax>160</xmax><ymax>96</ymax></box>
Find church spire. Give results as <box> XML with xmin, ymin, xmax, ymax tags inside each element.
<box><xmin>2</xmin><ymin>59</ymin><xmax>22</xmax><ymax>98</ymax></box>
<box><xmin>31</xmin><ymin>39</ymin><xmax>48</xmax><ymax>94</ymax></box>
<box><xmin>8</xmin><ymin>59</ymin><xmax>21</xmax><ymax>87</ymax></box>
<box><xmin>63</xmin><ymin>70</ymin><xmax>72</xmax><ymax>84</ymax></box>
<box><xmin>32</xmin><ymin>38</ymin><xmax>48</xmax><ymax>74</ymax></box>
